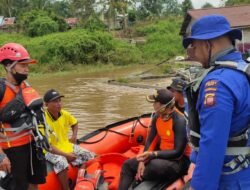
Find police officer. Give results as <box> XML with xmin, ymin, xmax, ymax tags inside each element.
<box><xmin>183</xmin><ymin>15</ymin><xmax>250</xmax><ymax>189</ymax></box>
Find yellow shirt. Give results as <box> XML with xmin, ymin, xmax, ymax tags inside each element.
<box><xmin>45</xmin><ymin>109</ymin><xmax>77</xmax><ymax>153</ymax></box>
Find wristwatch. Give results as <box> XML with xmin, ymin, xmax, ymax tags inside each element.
<box><xmin>153</xmin><ymin>151</ymin><xmax>158</xmax><ymax>158</ymax></box>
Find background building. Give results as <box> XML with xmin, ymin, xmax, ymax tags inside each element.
<box><xmin>180</xmin><ymin>5</ymin><xmax>250</xmax><ymax>53</ymax></box>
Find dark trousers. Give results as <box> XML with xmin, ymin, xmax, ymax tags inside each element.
<box><xmin>118</xmin><ymin>156</ymin><xmax>190</xmax><ymax>190</ymax></box>
<box><xmin>3</xmin><ymin>142</ymin><xmax>47</xmax><ymax>190</ymax></box>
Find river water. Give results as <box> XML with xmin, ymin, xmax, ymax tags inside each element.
<box><xmin>29</xmin><ymin>66</ymin><xmax>171</xmax><ymax>138</ymax></box>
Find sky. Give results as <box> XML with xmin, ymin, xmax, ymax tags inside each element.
<box><xmin>178</xmin><ymin>0</ymin><xmax>225</xmax><ymax>9</ymax></box>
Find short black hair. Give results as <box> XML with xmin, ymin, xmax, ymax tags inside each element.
<box><xmin>1</xmin><ymin>59</ymin><xmax>13</xmax><ymax>66</ymax></box>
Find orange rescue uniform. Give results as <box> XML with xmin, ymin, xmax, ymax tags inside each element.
<box><xmin>0</xmin><ymin>82</ymin><xmax>33</xmax><ymax>149</ymax></box>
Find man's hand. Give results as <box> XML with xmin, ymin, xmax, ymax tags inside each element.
<box><xmin>136</xmin><ymin>151</ymin><xmax>154</xmax><ymax>162</ymax></box>
<box><xmin>135</xmin><ymin>162</ymin><xmax>145</xmax><ymax>181</ymax></box>
<box><xmin>69</xmin><ymin>136</ymin><xmax>77</xmax><ymax>144</ymax></box>
<box><xmin>0</xmin><ymin>157</ymin><xmax>11</xmax><ymax>173</ymax></box>
<box><xmin>65</xmin><ymin>153</ymin><xmax>77</xmax><ymax>162</ymax></box>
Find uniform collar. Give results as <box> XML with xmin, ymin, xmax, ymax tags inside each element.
<box><xmin>210</xmin><ymin>47</ymin><xmax>239</xmax><ymax>64</ymax></box>
<box><xmin>216</xmin><ymin>51</ymin><xmax>242</xmax><ymax>62</ymax></box>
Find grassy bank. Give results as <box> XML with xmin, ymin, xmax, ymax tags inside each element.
<box><xmin>134</xmin><ymin>17</ymin><xmax>184</xmax><ymax>63</ymax></box>
<box><xmin>0</xmin><ymin>17</ymin><xmax>185</xmax><ymax>73</ymax></box>
<box><xmin>0</xmin><ymin>30</ymin><xmax>143</xmax><ymax>73</ymax></box>
<box><xmin>0</xmin><ymin>62</ymin><xmax>149</xmax><ymax>77</ymax></box>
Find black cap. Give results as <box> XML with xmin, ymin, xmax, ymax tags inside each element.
<box><xmin>44</xmin><ymin>89</ymin><xmax>64</xmax><ymax>103</ymax></box>
<box><xmin>167</xmin><ymin>78</ymin><xmax>187</xmax><ymax>92</ymax></box>
<box><xmin>146</xmin><ymin>89</ymin><xmax>174</xmax><ymax>105</ymax></box>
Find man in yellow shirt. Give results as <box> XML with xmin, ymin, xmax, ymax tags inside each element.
<box><xmin>43</xmin><ymin>89</ymin><xmax>95</xmax><ymax>190</ymax></box>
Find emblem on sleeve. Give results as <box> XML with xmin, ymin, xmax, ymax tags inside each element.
<box><xmin>205</xmin><ymin>80</ymin><xmax>218</xmax><ymax>87</ymax></box>
<box><xmin>204</xmin><ymin>93</ymin><xmax>216</xmax><ymax>107</ymax></box>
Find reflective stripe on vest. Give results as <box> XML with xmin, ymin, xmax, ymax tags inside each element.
<box><xmin>0</xmin><ymin>81</ymin><xmax>32</xmax><ymax>148</ymax></box>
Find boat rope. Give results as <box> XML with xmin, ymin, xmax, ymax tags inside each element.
<box><xmin>136</xmin><ymin>117</ymin><xmax>148</xmax><ymax>128</ymax></box>
<box><xmin>80</xmin><ymin>128</ymin><xmax>130</xmax><ymax>144</ymax></box>
<box><xmin>80</xmin><ymin>116</ymin><xmax>146</xmax><ymax>144</ymax></box>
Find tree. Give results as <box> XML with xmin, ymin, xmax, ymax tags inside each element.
<box><xmin>0</xmin><ymin>0</ymin><xmax>14</xmax><ymax>17</ymax></box>
<box><xmin>182</xmin><ymin>0</ymin><xmax>193</xmax><ymax>16</ymax></box>
<box><xmin>28</xmin><ymin>0</ymin><xmax>51</xmax><ymax>10</ymax></box>
<box><xmin>27</xmin><ymin>16</ymin><xmax>59</xmax><ymax>37</ymax></box>
<box><xmin>95</xmin><ymin>0</ymin><xmax>136</xmax><ymax>30</ymax></box>
<box><xmin>163</xmin><ymin>0</ymin><xmax>181</xmax><ymax>16</ymax></box>
<box><xmin>202</xmin><ymin>2</ymin><xmax>214</xmax><ymax>8</ymax></box>
<box><xmin>83</xmin><ymin>14</ymin><xmax>106</xmax><ymax>31</ymax></box>
<box><xmin>135</xmin><ymin>5</ymin><xmax>150</xmax><ymax>20</ymax></box>
<box><xmin>143</xmin><ymin>0</ymin><xmax>164</xmax><ymax>15</ymax></box>
<box><xmin>70</xmin><ymin>0</ymin><xmax>95</xmax><ymax>19</ymax></box>
<box><xmin>0</xmin><ymin>0</ymin><xmax>66</xmax><ymax>17</ymax></box>
<box><xmin>225</xmin><ymin>0</ymin><xmax>250</xmax><ymax>5</ymax></box>
<box><xmin>49</xmin><ymin>0</ymin><xmax>72</xmax><ymax>18</ymax></box>
<box><xmin>19</xmin><ymin>10</ymin><xmax>67</xmax><ymax>37</ymax></box>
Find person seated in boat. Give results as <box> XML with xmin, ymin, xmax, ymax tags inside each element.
<box><xmin>43</xmin><ymin>89</ymin><xmax>96</xmax><ymax>190</ymax></box>
<box><xmin>167</xmin><ymin>78</ymin><xmax>187</xmax><ymax>114</ymax></box>
<box><xmin>118</xmin><ymin>89</ymin><xmax>191</xmax><ymax>190</ymax></box>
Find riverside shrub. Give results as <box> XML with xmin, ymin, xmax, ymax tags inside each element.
<box><xmin>19</xmin><ymin>10</ymin><xmax>67</xmax><ymax>37</ymax></box>
<box><xmin>0</xmin><ymin>29</ymin><xmax>142</xmax><ymax>68</ymax></box>
<box><xmin>28</xmin><ymin>16</ymin><xmax>59</xmax><ymax>37</ymax></box>
<box><xmin>135</xmin><ymin>17</ymin><xmax>184</xmax><ymax>63</ymax></box>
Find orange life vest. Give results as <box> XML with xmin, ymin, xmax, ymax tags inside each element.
<box><xmin>0</xmin><ymin>81</ymin><xmax>41</xmax><ymax>149</ymax></box>
<box><xmin>155</xmin><ymin>117</ymin><xmax>191</xmax><ymax>157</ymax></box>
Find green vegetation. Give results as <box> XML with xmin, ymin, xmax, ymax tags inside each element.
<box><xmin>225</xmin><ymin>0</ymin><xmax>250</xmax><ymax>5</ymax></box>
<box><xmin>0</xmin><ymin>29</ymin><xmax>143</xmax><ymax>73</ymax></box>
<box><xmin>116</xmin><ymin>77</ymin><xmax>131</xmax><ymax>83</ymax></box>
<box><xmin>19</xmin><ymin>10</ymin><xmax>67</xmax><ymax>37</ymax></box>
<box><xmin>0</xmin><ymin>16</ymin><xmax>184</xmax><ymax>73</ymax></box>
<box><xmin>0</xmin><ymin>0</ymin><xmax>190</xmax><ymax>74</ymax></box>
<box><xmin>135</xmin><ymin>17</ymin><xmax>185</xmax><ymax>63</ymax></box>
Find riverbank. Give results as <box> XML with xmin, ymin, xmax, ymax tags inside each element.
<box><xmin>0</xmin><ymin>63</ymin><xmax>143</xmax><ymax>77</ymax></box>
<box><xmin>0</xmin><ymin>61</ymin><xmax>193</xmax><ymax>78</ymax></box>
<box><xmin>0</xmin><ymin>17</ymin><xmax>185</xmax><ymax>72</ymax></box>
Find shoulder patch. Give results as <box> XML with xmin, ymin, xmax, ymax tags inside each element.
<box><xmin>205</xmin><ymin>87</ymin><xmax>217</xmax><ymax>92</ymax></box>
<box><xmin>204</xmin><ymin>93</ymin><xmax>216</xmax><ymax>107</ymax></box>
<box><xmin>204</xmin><ymin>80</ymin><xmax>218</xmax><ymax>94</ymax></box>
<box><xmin>205</xmin><ymin>80</ymin><xmax>218</xmax><ymax>87</ymax></box>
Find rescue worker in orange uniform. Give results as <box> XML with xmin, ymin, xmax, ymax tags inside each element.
<box><xmin>118</xmin><ymin>89</ymin><xmax>191</xmax><ymax>190</ymax></box>
<box><xmin>0</xmin><ymin>43</ymin><xmax>48</xmax><ymax>190</ymax></box>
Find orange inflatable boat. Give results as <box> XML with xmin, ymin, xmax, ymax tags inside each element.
<box><xmin>39</xmin><ymin>113</ymin><xmax>152</xmax><ymax>190</ymax></box>
<box><xmin>73</xmin><ymin>113</ymin><xmax>193</xmax><ymax>190</ymax></box>
<box><xmin>1</xmin><ymin>113</ymin><xmax>193</xmax><ymax>190</ymax></box>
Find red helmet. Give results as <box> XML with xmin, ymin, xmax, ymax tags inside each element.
<box><xmin>0</xmin><ymin>43</ymin><xmax>36</xmax><ymax>64</ymax></box>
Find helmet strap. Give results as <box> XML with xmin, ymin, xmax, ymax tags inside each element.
<box><xmin>156</xmin><ymin>97</ymin><xmax>175</xmax><ymax>119</ymax></box>
<box><xmin>6</xmin><ymin>61</ymin><xmax>17</xmax><ymax>72</ymax></box>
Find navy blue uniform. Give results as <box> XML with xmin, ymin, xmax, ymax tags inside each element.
<box><xmin>191</xmin><ymin>52</ymin><xmax>250</xmax><ymax>189</ymax></box>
